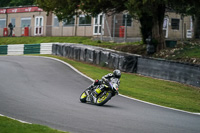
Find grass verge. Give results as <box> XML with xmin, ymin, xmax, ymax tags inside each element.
<box><xmin>40</xmin><ymin>54</ymin><xmax>200</xmax><ymax>113</ymax></box>
<box><xmin>0</xmin><ymin>36</ymin><xmax>119</xmax><ymax>46</ymax></box>
<box><xmin>0</xmin><ymin>115</ymin><xmax>68</xmax><ymax>133</ymax></box>
<box><xmin>154</xmin><ymin>41</ymin><xmax>200</xmax><ymax>64</ymax></box>
<box><xmin>0</xmin><ymin>36</ymin><xmax>142</xmax><ymax>53</ymax></box>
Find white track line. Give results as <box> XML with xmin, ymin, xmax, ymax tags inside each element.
<box><xmin>0</xmin><ymin>114</ymin><xmax>31</xmax><ymax>124</ymax></box>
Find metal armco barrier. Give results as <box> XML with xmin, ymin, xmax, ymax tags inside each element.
<box><xmin>52</xmin><ymin>43</ymin><xmax>139</xmax><ymax>73</ymax></box>
<box><xmin>24</xmin><ymin>44</ymin><xmax>40</xmax><ymax>54</ymax></box>
<box><xmin>8</xmin><ymin>44</ymin><xmax>24</xmax><ymax>55</ymax></box>
<box><xmin>0</xmin><ymin>43</ymin><xmax>52</xmax><ymax>55</ymax></box>
<box><xmin>52</xmin><ymin>43</ymin><xmax>200</xmax><ymax>87</ymax></box>
<box><xmin>0</xmin><ymin>45</ymin><xmax>8</xmax><ymax>55</ymax></box>
<box><xmin>137</xmin><ymin>57</ymin><xmax>200</xmax><ymax>87</ymax></box>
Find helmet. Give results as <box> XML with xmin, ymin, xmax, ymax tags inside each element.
<box><xmin>113</xmin><ymin>69</ymin><xmax>121</xmax><ymax>79</ymax></box>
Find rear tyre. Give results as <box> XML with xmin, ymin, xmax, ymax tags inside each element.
<box><xmin>96</xmin><ymin>92</ymin><xmax>112</xmax><ymax>106</ymax></box>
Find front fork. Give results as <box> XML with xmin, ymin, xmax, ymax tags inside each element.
<box><xmin>85</xmin><ymin>89</ymin><xmax>92</xmax><ymax>102</ymax></box>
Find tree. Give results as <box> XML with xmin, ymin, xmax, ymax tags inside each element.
<box><xmin>0</xmin><ymin>0</ymin><xmax>12</xmax><ymax>7</ymax></box>
<box><xmin>36</xmin><ymin>0</ymin><xmax>198</xmax><ymax>51</ymax></box>
<box><xmin>0</xmin><ymin>0</ymin><xmax>36</xmax><ymax>7</ymax></box>
<box><xmin>36</xmin><ymin>0</ymin><xmax>166</xmax><ymax>51</ymax></box>
<box><xmin>126</xmin><ymin>0</ymin><xmax>166</xmax><ymax>51</ymax></box>
<box><xmin>36</xmin><ymin>0</ymin><xmax>126</xmax><ymax>20</ymax></box>
<box><xmin>8</xmin><ymin>0</ymin><xmax>36</xmax><ymax>6</ymax></box>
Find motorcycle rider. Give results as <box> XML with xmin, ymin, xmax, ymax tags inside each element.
<box><xmin>88</xmin><ymin>69</ymin><xmax>121</xmax><ymax>97</ymax></box>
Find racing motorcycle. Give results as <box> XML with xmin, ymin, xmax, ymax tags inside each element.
<box><xmin>80</xmin><ymin>78</ymin><xmax>119</xmax><ymax>106</ymax></box>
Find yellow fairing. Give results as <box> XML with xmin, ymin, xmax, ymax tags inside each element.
<box><xmin>97</xmin><ymin>92</ymin><xmax>109</xmax><ymax>103</ymax></box>
<box><xmin>81</xmin><ymin>92</ymin><xmax>87</xmax><ymax>99</ymax></box>
<box><xmin>96</xmin><ymin>88</ymin><xmax>102</xmax><ymax>94</ymax></box>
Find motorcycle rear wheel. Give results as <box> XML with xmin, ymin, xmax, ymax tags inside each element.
<box><xmin>96</xmin><ymin>92</ymin><xmax>112</xmax><ymax>106</ymax></box>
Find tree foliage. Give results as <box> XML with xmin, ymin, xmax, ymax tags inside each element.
<box><xmin>36</xmin><ymin>0</ymin><xmax>200</xmax><ymax>51</ymax></box>
<box><xmin>8</xmin><ymin>0</ymin><xmax>36</xmax><ymax>6</ymax></box>
<box><xmin>2</xmin><ymin>0</ymin><xmax>199</xmax><ymax>50</ymax></box>
<box><xmin>0</xmin><ymin>0</ymin><xmax>12</xmax><ymax>7</ymax></box>
<box><xmin>0</xmin><ymin>0</ymin><xmax>35</xmax><ymax>7</ymax></box>
<box><xmin>36</xmin><ymin>0</ymin><xmax>127</xmax><ymax>20</ymax></box>
<box><xmin>36</xmin><ymin>0</ymin><xmax>79</xmax><ymax>20</ymax></box>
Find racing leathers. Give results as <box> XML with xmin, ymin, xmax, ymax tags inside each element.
<box><xmin>87</xmin><ymin>73</ymin><xmax>120</xmax><ymax>97</ymax></box>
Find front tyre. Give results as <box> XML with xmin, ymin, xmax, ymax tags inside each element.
<box><xmin>80</xmin><ymin>91</ymin><xmax>87</xmax><ymax>103</ymax></box>
<box><xmin>96</xmin><ymin>92</ymin><xmax>112</xmax><ymax>106</ymax></box>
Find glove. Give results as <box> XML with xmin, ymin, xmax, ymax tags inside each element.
<box><xmin>94</xmin><ymin>79</ymin><xmax>100</xmax><ymax>85</ymax></box>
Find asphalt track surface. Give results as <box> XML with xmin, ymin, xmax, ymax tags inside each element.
<box><xmin>0</xmin><ymin>56</ymin><xmax>200</xmax><ymax>133</ymax></box>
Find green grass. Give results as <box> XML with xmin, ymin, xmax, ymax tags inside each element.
<box><xmin>154</xmin><ymin>41</ymin><xmax>200</xmax><ymax>63</ymax></box>
<box><xmin>0</xmin><ymin>116</ymin><xmax>68</xmax><ymax>133</ymax></box>
<box><xmin>175</xmin><ymin>44</ymin><xmax>200</xmax><ymax>58</ymax></box>
<box><xmin>41</xmin><ymin>55</ymin><xmax>200</xmax><ymax>113</ymax></box>
<box><xmin>0</xmin><ymin>36</ymin><xmax>88</xmax><ymax>45</ymax></box>
<box><xmin>0</xmin><ymin>36</ymin><xmax>142</xmax><ymax>53</ymax></box>
<box><xmin>0</xmin><ymin>36</ymin><xmax>119</xmax><ymax>46</ymax></box>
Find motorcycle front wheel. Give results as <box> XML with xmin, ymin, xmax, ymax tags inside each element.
<box><xmin>80</xmin><ymin>91</ymin><xmax>87</xmax><ymax>103</ymax></box>
<box><xmin>96</xmin><ymin>91</ymin><xmax>112</xmax><ymax>106</ymax></box>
